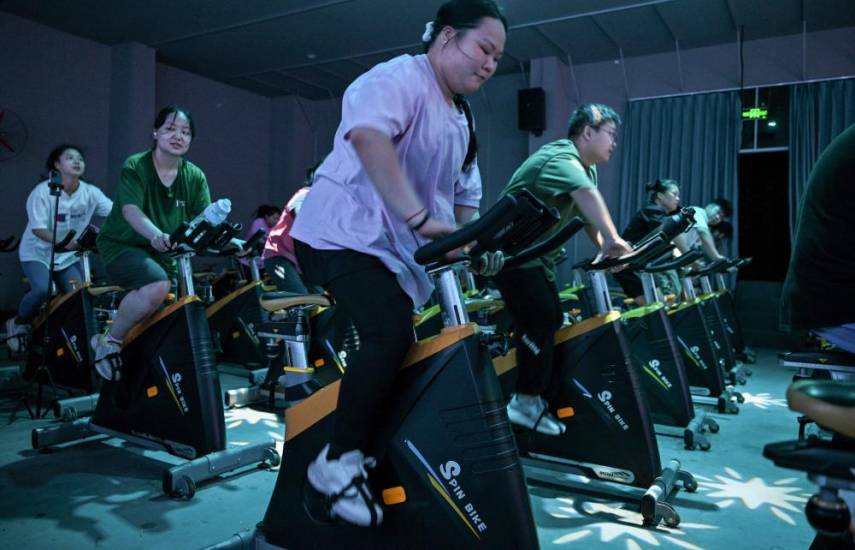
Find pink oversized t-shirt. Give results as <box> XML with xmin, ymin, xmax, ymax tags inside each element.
<box><xmin>290</xmin><ymin>54</ymin><xmax>482</xmax><ymax>307</ymax></box>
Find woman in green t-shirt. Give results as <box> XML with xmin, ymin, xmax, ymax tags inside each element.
<box><xmin>493</xmin><ymin>103</ymin><xmax>631</xmax><ymax>435</ymax></box>
<box><xmin>91</xmin><ymin>105</ymin><xmax>211</xmax><ymax>381</ymax></box>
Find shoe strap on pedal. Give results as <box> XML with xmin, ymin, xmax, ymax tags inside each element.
<box><xmin>327</xmin><ymin>474</ymin><xmax>380</xmax><ymax>527</ymax></box>
<box><xmin>97</xmin><ymin>353</ymin><xmax>124</xmax><ymax>382</ymax></box>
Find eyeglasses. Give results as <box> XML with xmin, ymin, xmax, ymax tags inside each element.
<box><xmin>596</xmin><ymin>126</ymin><xmax>618</xmax><ymax>143</ymax></box>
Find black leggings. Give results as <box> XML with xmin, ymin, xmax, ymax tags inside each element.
<box><xmin>493</xmin><ymin>267</ymin><xmax>563</xmax><ymax>396</ymax></box>
<box><xmin>295</xmin><ymin>241</ymin><xmax>414</xmax><ymax>459</ymax></box>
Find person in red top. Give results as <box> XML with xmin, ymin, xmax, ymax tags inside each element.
<box><xmin>262</xmin><ymin>164</ymin><xmax>317</xmax><ymax>293</ymax></box>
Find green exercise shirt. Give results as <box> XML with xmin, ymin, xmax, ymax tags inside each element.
<box><xmin>499</xmin><ymin>139</ymin><xmax>597</xmax><ymax>279</ymax></box>
<box><xmin>97</xmin><ymin>150</ymin><xmax>211</xmax><ymax>274</ymax></box>
<box><xmin>782</xmin><ymin>123</ymin><xmax>855</xmax><ymax>330</ymax></box>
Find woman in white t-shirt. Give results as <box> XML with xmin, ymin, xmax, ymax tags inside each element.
<box><xmin>683</xmin><ymin>202</ymin><xmax>727</xmax><ymax>261</ymax></box>
<box><xmin>5</xmin><ymin>145</ymin><xmax>113</xmax><ymax>352</ymax></box>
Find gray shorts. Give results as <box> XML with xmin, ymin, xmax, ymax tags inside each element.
<box><xmin>104</xmin><ymin>247</ymin><xmax>172</xmax><ymax>291</ymax></box>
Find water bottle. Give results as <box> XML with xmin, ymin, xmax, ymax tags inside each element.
<box><xmin>181</xmin><ymin>198</ymin><xmax>231</xmax><ymax>246</ymax></box>
<box><xmin>188</xmin><ymin>198</ymin><xmax>231</xmax><ymax>230</ymax></box>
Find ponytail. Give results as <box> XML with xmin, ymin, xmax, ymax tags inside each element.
<box><xmin>645</xmin><ymin>178</ymin><xmax>679</xmax><ymax>203</ymax></box>
<box><xmin>453</xmin><ymin>95</ymin><xmax>477</xmax><ymax>172</ymax></box>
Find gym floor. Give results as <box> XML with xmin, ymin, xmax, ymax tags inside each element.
<box><xmin>0</xmin><ymin>348</ymin><xmax>815</xmax><ymax>550</ymax></box>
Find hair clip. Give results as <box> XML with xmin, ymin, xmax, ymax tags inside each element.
<box><xmin>422</xmin><ymin>21</ymin><xmax>435</xmax><ymax>43</ymax></box>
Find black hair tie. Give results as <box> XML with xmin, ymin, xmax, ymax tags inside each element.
<box><xmin>412</xmin><ymin>211</ymin><xmax>430</xmax><ymax>232</ymax></box>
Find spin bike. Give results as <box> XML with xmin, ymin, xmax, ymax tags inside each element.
<box><xmin>493</xmin><ymin>209</ymin><xmax>698</xmax><ymax>528</ymax></box>
<box><xmin>693</xmin><ymin>257</ymin><xmax>755</xmax><ymax>371</ymax></box>
<box><xmin>604</xmin><ymin>215</ymin><xmax>720</xmax><ymax>450</ymax></box>
<box><xmin>31</xmin><ymin>217</ymin><xmax>279</xmax><ymax>499</ymax></box>
<box><xmin>642</xmin><ymin>250</ymin><xmax>744</xmax><ymax>414</ymax></box>
<box><xmin>24</xmin><ymin>225</ymin><xmax>123</xmax><ymax>420</ymax></box>
<box><xmin>680</xmin><ymin>258</ymin><xmax>751</xmax><ymax>387</ymax></box>
<box><xmin>203</xmin><ymin>228</ymin><xmax>268</xmax><ymax>374</ymax></box>
<box><xmin>207</xmin><ymin>192</ymin><xmax>561</xmax><ymax>549</ymax></box>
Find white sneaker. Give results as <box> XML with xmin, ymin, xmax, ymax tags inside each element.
<box><xmin>90</xmin><ymin>333</ymin><xmax>123</xmax><ymax>381</ymax></box>
<box><xmin>507</xmin><ymin>393</ymin><xmax>566</xmax><ymax>436</ymax></box>
<box><xmin>307</xmin><ymin>444</ymin><xmax>383</xmax><ymax>527</ymax></box>
<box><xmin>5</xmin><ymin>317</ymin><xmax>27</xmax><ymax>353</ymax></box>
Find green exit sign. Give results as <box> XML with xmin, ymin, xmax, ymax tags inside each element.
<box><xmin>742</xmin><ymin>108</ymin><xmax>768</xmax><ymax>120</ymax></box>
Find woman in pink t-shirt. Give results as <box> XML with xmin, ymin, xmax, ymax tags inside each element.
<box><xmin>293</xmin><ymin>0</ymin><xmax>507</xmax><ymax>528</ymax></box>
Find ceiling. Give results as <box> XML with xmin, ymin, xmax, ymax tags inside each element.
<box><xmin>4</xmin><ymin>0</ymin><xmax>855</xmax><ymax>99</ymax></box>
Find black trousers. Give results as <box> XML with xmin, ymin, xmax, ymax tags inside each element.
<box><xmin>613</xmin><ymin>268</ymin><xmax>644</xmax><ymax>300</ymax></box>
<box><xmin>264</xmin><ymin>255</ymin><xmax>309</xmax><ymax>294</ymax></box>
<box><xmin>295</xmin><ymin>241</ymin><xmax>414</xmax><ymax>458</ymax></box>
<box><xmin>493</xmin><ymin>267</ymin><xmax>563</xmax><ymax>396</ymax></box>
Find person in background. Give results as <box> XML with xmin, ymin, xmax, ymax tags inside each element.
<box><xmin>5</xmin><ymin>145</ymin><xmax>113</xmax><ymax>352</ymax></box>
<box><xmin>92</xmin><ymin>105</ymin><xmax>211</xmax><ymax>382</ymax></box>
<box><xmin>710</xmin><ymin>197</ymin><xmax>733</xmax><ymax>254</ymax></box>
<box><xmin>782</xmin><ymin>122</ymin><xmax>855</xmax><ymax>542</ymax></box>
<box><xmin>493</xmin><ymin>103</ymin><xmax>632</xmax><ymax>436</ymax></box>
<box><xmin>262</xmin><ymin>163</ymin><xmax>320</xmax><ymax>294</ymax></box>
<box><xmin>613</xmin><ymin>178</ymin><xmax>684</xmax><ymax>305</ymax></box>
<box><xmin>783</xmin><ymin>123</ymin><xmax>855</xmax><ymax>357</ymax></box>
<box><xmin>238</xmin><ymin>204</ymin><xmax>281</xmax><ymax>279</ymax></box>
<box><xmin>682</xmin><ymin>200</ymin><xmax>727</xmax><ymax>261</ymax></box>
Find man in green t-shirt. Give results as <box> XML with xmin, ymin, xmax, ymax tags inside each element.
<box><xmin>91</xmin><ymin>106</ymin><xmax>211</xmax><ymax>381</ymax></box>
<box><xmin>494</xmin><ymin>103</ymin><xmax>632</xmax><ymax>435</ymax></box>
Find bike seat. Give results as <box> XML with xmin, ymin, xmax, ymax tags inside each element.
<box><xmin>260</xmin><ymin>292</ymin><xmax>332</xmax><ymax>312</ymax></box>
<box><xmin>193</xmin><ymin>272</ymin><xmax>217</xmax><ymax>282</ymax></box>
<box><xmin>791</xmin><ymin>379</ymin><xmax>855</xmax><ymax>408</ymax></box>
<box><xmin>763</xmin><ymin>438</ymin><xmax>855</xmax><ymax>480</ymax></box>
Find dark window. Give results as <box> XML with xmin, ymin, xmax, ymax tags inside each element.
<box><xmin>737</xmin><ymin>150</ymin><xmax>790</xmax><ymax>281</ymax></box>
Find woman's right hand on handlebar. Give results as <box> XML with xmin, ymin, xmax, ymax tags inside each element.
<box><xmin>150</xmin><ymin>232</ymin><xmax>173</xmax><ymax>252</ymax></box>
<box><xmin>412</xmin><ymin>216</ymin><xmax>467</xmax><ymax>261</ymax></box>
<box><xmin>415</xmin><ymin>216</ymin><xmax>457</xmax><ymax>240</ymax></box>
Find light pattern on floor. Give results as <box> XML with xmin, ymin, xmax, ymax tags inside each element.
<box><xmin>546</xmin><ymin>497</ymin><xmax>717</xmax><ymax>549</ymax></box>
<box><xmin>696</xmin><ymin>468</ymin><xmax>809</xmax><ymax>525</ymax></box>
<box><xmin>739</xmin><ymin>392</ymin><xmax>788</xmax><ymax>409</ymax></box>
<box><xmin>224</xmin><ymin>408</ymin><xmax>280</xmax><ymax>430</ymax></box>
<box><xmin>224</xmin><ymin>408</ymin><xmax>285</xmax><ymax>448</ymax></box>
